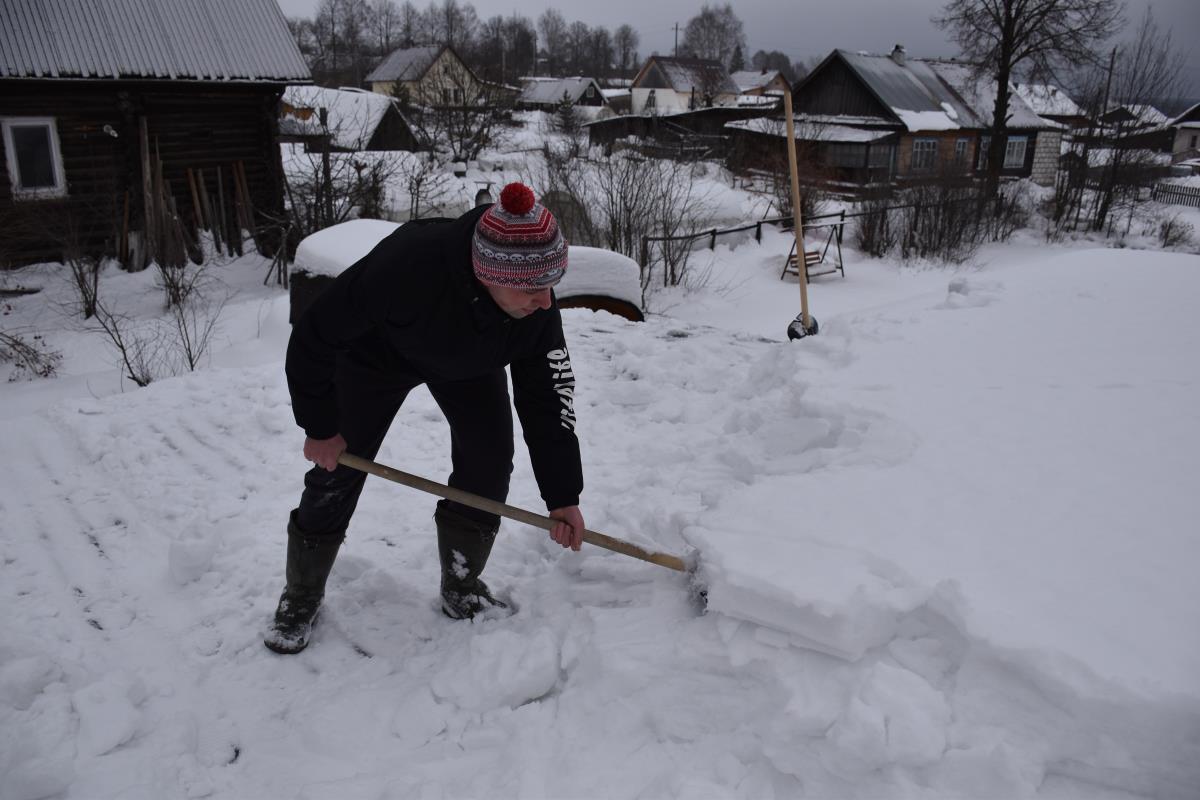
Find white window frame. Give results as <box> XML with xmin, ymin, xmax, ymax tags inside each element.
<box><xmin>911</xmin><ymin>138</ymin><xmax>938</xmax><ymax>172</ymax></box>
<box><xmin>2</xmin><ymin>116</ymin><xmax>67</xmax><ymax>200</ymax></box>
<box><xmin>585</xmin><ymin>85</ymin><xmax>595</xmax><ymax>98</ymax></box>
<box><xmin>1003</xmin><ymin>135</ymin><xmax>1028</xmax><ymax>169</ymax></box>
<box><xmin>954</xmin><ymin>138</ymin><xmax>969</xmax><ymax>165</ymax></box>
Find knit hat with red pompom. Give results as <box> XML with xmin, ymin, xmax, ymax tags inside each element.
<box><xmin>471</xmin><ymin>183</ymin><xmax>568</xmax><ymax>289</ymax></box>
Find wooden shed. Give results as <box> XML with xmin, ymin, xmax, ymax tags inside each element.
<box><xmin>0</xmin><ymin>0</ymin><xmax>311</xmax><ymax>269</ymax></box>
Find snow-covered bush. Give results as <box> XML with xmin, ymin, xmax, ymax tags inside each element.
<box><xmin>1158</xmin><ymin>213</ymin><xmax>1194</xmax><ymax>249</ymax></box>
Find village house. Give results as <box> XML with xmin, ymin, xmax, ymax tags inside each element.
<box><xmin>516</xmin><ymin>77</ymin><xmax>611</xmax><ymax>116</ymax></box>
<box><xmin>280</xmin><ymin>86</ymin><xmax>418</xmax><ymax>152</ymax></box>
<box><xmin>1169</xmin><ymin>102</ymin><xmax>1200</xmax><ymax>165</ymax></box>
<box><xmin>726</xmin><ymin>46</ymin><xmax>1061</xmax><ymax>188</ymax></box>
<box><xmin>1097</xmin><ymin>104</ymin><xmax>1174</xmax><ymax>152</ymax></box>
<box><xmin>366</xmin><ymin>45</ymin><xmax>485</xmax><ymax>107</ymax></box>
<box><xmin>629</xmin><ymin>56</ymin><xmax>740</xmax><ymax>115</ymax></box>
<box><xmin>730</xmin><ymin>69</ymin><xmax>791</xmax><ymax>98</ymax></box>
<box><xmin>0</xmin><ymin>0</ymin><xmax>309</xmax><ymax>268</ymax></box>
<box><xmin>1012</xmin><ymin>83</ymin><xmax>1089</xmax><ymax>129</ymax></box>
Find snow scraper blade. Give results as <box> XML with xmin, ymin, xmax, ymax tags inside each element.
<box><xmin>337</xmin><ymin>453</ymin><xmax>701</xmax><ymax>591</ymax></box>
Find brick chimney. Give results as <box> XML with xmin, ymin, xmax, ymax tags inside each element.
<box><xmin>890</xmin><ymin>44</ymin><xmax>906</xmax><ymax>66</ymax></box>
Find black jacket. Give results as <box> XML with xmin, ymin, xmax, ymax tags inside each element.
<box><xmin>286</xmin><ymin>205</ymin><xmax>582</xmax><ymax>510</ymax></box>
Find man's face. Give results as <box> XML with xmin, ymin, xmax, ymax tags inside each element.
<box><xmin>484</xmin><ymin>284</ymin><xmax>554</xmax><ymax>318</ymax></box>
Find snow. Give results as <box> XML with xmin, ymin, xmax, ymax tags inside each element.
<box><xmin>894</xmin><ymin>108</ymin><xmax>961</xmax><ymax>131</ymax></box>
<box><xmin>293</xmin><ymin>222</ymin><xmax>642</xmax><ymax>308</ymax></box>
<box><xmin>281</xmin><ymin>86</ymin><xmax>397</xmax><ymax>151</ymax></box>
<box><xmin>2</xmin><ymin>186</ymin><xmax>1200</xmax><ymax>798</ymax></box>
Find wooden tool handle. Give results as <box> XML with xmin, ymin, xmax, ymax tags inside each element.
<box><xmin>338</xmin><ymin>453</ymin><xmax>689</xmax><ymax>572</ymax></box>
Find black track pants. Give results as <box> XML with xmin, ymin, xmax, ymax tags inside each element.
<box><xmin>294</xmin><ymin>360</ymin><xmax>514</xmax><ymax>537</ymax></box>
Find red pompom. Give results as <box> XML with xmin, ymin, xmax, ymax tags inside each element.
<box><xmin>499</xmin><ymin>182</ymin><xmax>536</xmax><ymax>215</ymax></box>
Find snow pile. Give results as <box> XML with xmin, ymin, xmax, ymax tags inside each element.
<box><xmin>1</xmin><ymin>216</ymin><xmax>1199</xmax><ymax>797</ymax></box>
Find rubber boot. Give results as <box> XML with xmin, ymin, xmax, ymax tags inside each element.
<box><xmin>263</xmin><ymin>511</ymin><xmax>343</xmax><ymax>654</ymax></box>
<box><xmin>435</xmin><ymin>501</ymin><xmax>509</xmax><ymax>620</ymax></box>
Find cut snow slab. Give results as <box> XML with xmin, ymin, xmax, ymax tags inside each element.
<box><xmin>689</xmin><ymin>526</ymin><xmax>931</xmax><ymax>660</ymax></box>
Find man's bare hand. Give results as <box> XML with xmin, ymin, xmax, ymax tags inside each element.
<box><xmin>548</xmin><ymin>506</ymin><xmax>585</xmax><ymax>551</ymax></box>
<box><xmin>303</xmin><ymin>434</ymin><xmax>347</xmax><ymax>472</ymax></box>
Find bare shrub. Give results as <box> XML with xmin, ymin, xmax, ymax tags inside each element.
<box><xmin>0</xmin><ymin>330</ymin><xmax>61</xmax><ymax>380</ymax></box>
<box><xmin>1158</xmin><ymin>214</ymin><xmax>1194</xmax><ymax>249</ymax></box>
<box><xmin>854</xmin><ymin>185</ymin><xmax>898</xmax><ymax>257</ymax></box>
<box><xmin>538</xmin><ymin>145</ymin><xmax>714</xmax><ymax>303</ymax></box>
<box><xmin>91</xmin><ymin>301</ymin><xmax>165</xmax><ymax>387</ymax></box>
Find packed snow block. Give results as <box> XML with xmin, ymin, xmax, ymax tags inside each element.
<box><xmin>687</xmin><ymin>525</ymin><xmax>930</xmax><ymax>661</ymax></box>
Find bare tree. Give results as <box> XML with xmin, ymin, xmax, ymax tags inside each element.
<box><xmin>1089</xmin><ymin>9</ymin><xmax>1185</xmax><ymax>234</ymax></box>
<box><xmin>681</xmin><ymin>4</ymin><xmax>746</xmax><ymax>70</ymax></box>
<box><xmin>368</xmin><ymin>0</ymin><xmax>401</xmax><ymax>53</ymax></box>
<box><xmin>396</xmin><ymin>1</ymin><xmax>424</xmax><ymax>48</ymax></box>
<box><xmin>936</xmin><ymin>0</ymin><xmax>1122</xmax><ymax>196</ymax></box>
<box><xmin>538</xmin><ymin>9</ymin><xmax>568</xmax><ymax>75</ymax></box>
<box><xmin>614</xmin><ymin>25</ymin><xmax>639</xmax><ymax>79</ymax></box>
<box><xmin>752</xmin><ymin>50</ymin><xmax>797</xmax><ymax>83</ymax></box>
<box><xmin>426</xmin><ymin>0</ymin><xmax>477</xmax><ymax>50</ymax></box>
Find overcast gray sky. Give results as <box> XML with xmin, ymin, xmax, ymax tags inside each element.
<box><xmin>276</xmin><ymin>0</ymin><xmax>1200</xmax><ymax>97</ymax></box>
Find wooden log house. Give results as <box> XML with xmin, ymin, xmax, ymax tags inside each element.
<box><xmin>0</xmin><ymin>0</ymin><xmax>311</xmax><ymax>269</ymax></box>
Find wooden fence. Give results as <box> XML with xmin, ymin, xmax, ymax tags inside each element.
<box><xmin>1151</xmin><ymin>183</ymin><xmax>1200</xmax><ymax>209</ymax></box>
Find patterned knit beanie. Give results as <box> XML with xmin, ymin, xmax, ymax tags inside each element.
<box><xmin>471</xmin><ymin>183</ymin><xmax>568</xmax><ymax>289</ymax></box>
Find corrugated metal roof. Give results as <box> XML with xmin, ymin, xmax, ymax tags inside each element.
<box><xmin>518</xmin><ymin>77</ymin><xmax>602</xmax><ymax>106</ymax></box>
<box><xmin>835</xmin><ymin>50</ymin><xmax>1054</xmax><ymax>132</ymax></box>
<box><xmin>838</xmin><ymin>50</ymin><xmax>978</xmax><ymax>130</ymax></box>
<box><xmin>0</xmin><ymin>0</ymin><xmax>310</xmax><ymax>82</ymax></box>
<box><xmin>930</xmin><ymin>61</ymin><xmax>1053</xmax><ymax>130</ymax></box>
<box><xmin>366</xmin><ymin>45</ymin><xmax>442</xmax><ymax>83</ymax></box>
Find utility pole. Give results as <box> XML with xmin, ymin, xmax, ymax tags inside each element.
<box><xmin>673</xmin><ymin>23</ymin><xmax>679</xmax><ymax>57</ymax></box>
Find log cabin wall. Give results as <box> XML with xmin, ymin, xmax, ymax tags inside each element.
<box><xmin>0</xmin><ymin>80</ymin><xmax>286</xmax><ymax>268</ymax></box>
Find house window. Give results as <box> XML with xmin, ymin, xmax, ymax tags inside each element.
<box><xmin>827</xmin><ymin>143</ymin><xmax>866</xmax><ymax>168</ymax></box>
<box><xmin>977</xmin><ymin>135</ymin><xmax>991</xmax><ymax>170</ymax></box>
<box><xmin>868</xmin><ymin>144</ymin><xmax>894</xmax><ymax>169</ymax></box>
<box><xmin>954</xmin><ymin>138</ymin><xmax>969</xmax><ymax>165</ymax></box>
<box><xmin>585</xmin><ymin>86</ymin><xmax>595</xmax><ymax>98</ymax></box>
<box><xmin>1190</xmin><ymin>134</ymin><xmax>1198</xmax><ymax>149</ymax></box>
<box><xmin>911</xmin><ymin>138</ymin><xmax>938</xmax><ymax>171</ymax></box>
<box><xmin>1004</xmin><ymin>136</ymin><xmax>1028</xmax><ymax>169</ymax></box>
<box><xmin>2</xmin><ymin>117</ymin><xmax>67</xmax><ymax>199</ymax></box>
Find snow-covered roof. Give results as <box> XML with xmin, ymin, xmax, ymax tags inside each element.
<box><xmin>367</xmin><ymin>45</ymin><xmax>444</xmax><ymax>83</ymax></box>
<box><xmin>518</xmin><ymin>77</ymin><xmax>605</xmax><ymax>106</ymax></box>
<box><xmin>730</xmin><ymin>70</ymin><xmax>783</xmax><ymax>93</ymax></box>
<box><xmin>927</xmin><ymin>61</ymin><xmax>1055</xmax><ymax>130</ymax></box>
<box><xmin>638</xmin><ymin>57</ymin><xmax>739</xmax><ymax>96</ymax></box>
<box><xmin>736</xmin><ymin>95</ymin><xmax>781</xmax><ymax>107</ymax></box>
<box><xmin>1110</xmin><ymin>104</ymin><xmax>1170</xmax><ymax>127</ymax></box>
<box><xmin>281</xmin><ymin>86</ymin><xmax>399</xmax><ymax>150</ymax></box>
<box><xmin>1012</xmin><ymin>83</ymin><xmax>1083</xmax><ymax>118</ymax></box>
<box><xmin>600</xmin><ymin>89</ymin><xmax>630</xmax><ymax>100</ymax></box>
<box><xmin>827</xmin><ymin>51</ymin><xmax>1055</xmax><ymax>132</ymax></box>
<box><xmin>1170</xmin><ymin>102</ymin><xmax>1200</xmax><ymax>126</ymax></box>
<box><xmin>726</xmin><ymin>118</ymin><xmax>893</xmax><ymax>143</ymax></box>
<box><xmin>0</xmin><ymin>0</ymin><xmax>310</xmax><ymax>82</ymax></box>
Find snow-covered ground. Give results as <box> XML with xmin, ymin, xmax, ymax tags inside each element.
<box><xmin>2</xmin><ymin>201</ymin><xmax>1199</xmax><ymax>799</ymax></box>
